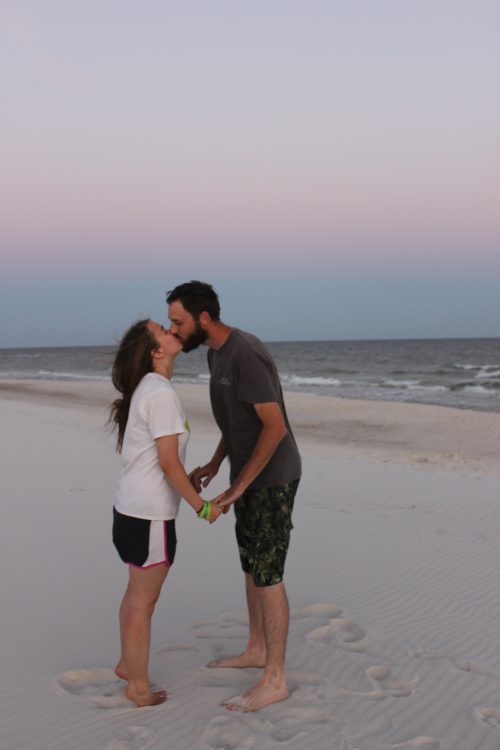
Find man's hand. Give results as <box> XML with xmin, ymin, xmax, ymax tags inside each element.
<box><xmin>190</xmin><ymin>462</ymin><xmax>219</xmax><ymax>492</ymax></box>
<box><xmin>215</xmin><ymin>487</ymin><xmax>243</xmax><ymax>512</ymax></box>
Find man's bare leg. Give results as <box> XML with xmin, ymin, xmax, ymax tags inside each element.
<box><xmin>223</xmin><ymin>581</ymin><xmax>289</xmax><ymax>711</ymax></box>
<box><xmin>208</xmin><ymin>573</ymin><xmax>267</xmax><ymax>668</ymax></box>
<box><xmin>118</xmin><ymin>564</ymin><xmax>169</xmax><ymax>706</ymax></box>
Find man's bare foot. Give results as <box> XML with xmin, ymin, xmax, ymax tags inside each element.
<box><xmin>222</xmin><ymin>679</ymin><xmax>288</xmax><ymax>712</ymax></box>
<box><xmin>125</xmin><ymin>686</ymin><xmax>167</xmax><ymax>707</ymax></box>
<box><xmin>207</xmin><ymin>650</ymin><xmax>266</xmax><ymax>669</ymax></box>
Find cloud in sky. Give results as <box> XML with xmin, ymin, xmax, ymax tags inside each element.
<box><xmin>0</xmin><ymin>1</ymin><xmax>499</xmax><ymax>344</ymax></box>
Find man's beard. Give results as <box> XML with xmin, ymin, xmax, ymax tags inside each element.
<box><xmin>181</xmin><ymin>321</ymin><xmax>208</xmax><ymax>352</ymax></box>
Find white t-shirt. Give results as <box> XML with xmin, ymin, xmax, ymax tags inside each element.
<box><xmin>115</xmin><ymin>372</ymin><xmax>190</xmax><ymax>520</ymax></box>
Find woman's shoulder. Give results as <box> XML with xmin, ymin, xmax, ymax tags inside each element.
<box><xmin>140</xmin><ymin>372</ymin><xmax>171</xmax><ymax>388</ymax></box>
<box><xmin>133</xmin><ymin>373</ymin><xmax>173</xmax><ymax>403</ymax></box>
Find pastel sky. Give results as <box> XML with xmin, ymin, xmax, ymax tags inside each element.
<box><xmin>1</xmin><ymin>0</ymin><xmax>499</xmax><ymax>346</ymax></box>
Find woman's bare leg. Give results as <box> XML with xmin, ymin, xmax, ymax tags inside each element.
<box><xmin>117</xmin><ymin>564</ymin><xmax>169</xmax><ymax>706</ymax></box>
<box><xmin>115</xmin><ymin>591</ymin><xmax>131</xmax><ymax>681</ymax></box>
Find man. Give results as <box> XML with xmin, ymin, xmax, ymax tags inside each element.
<box><xmin>167</xmin><ymin>281</ymin><xmax>301</xmax><ymax>712</ymax></box>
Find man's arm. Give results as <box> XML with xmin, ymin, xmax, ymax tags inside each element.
<box><xmin>217</xmin><ymin>402</ymin><xmax>287</xmax><ymax>509</ymax></box>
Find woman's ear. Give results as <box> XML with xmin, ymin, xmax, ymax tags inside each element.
<box><xmin>151</xmin><ymin>346</ymin><xmax>162</xmax><ymax>360</ymax></box>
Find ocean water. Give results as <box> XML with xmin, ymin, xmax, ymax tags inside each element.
<box><xmin>0</xmin><ymin>338</ymin><xmax>499</xmax><ymax>413</ymax></box>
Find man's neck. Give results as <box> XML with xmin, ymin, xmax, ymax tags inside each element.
<box><xmin>205</xmin><ymin>321</ymin><xmax>233</xmax><ymax>350</ymax></box>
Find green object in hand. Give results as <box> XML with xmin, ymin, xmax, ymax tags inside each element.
<box><xmin>197</xmin><ymin>501</ymin><xmax>211</xmax><ymax>521</ymax></box>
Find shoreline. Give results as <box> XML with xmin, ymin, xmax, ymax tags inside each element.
<box><xmin>1</xmin><ymin>374</ymin><xmax>499</xmax><ymax>415</ymax></box>
<box><xmin>1</xmin><ymin>378</ymin><xmax>499</xmax><ymax>476</ymax></box>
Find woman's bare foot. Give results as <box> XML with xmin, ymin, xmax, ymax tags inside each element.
<box><xmin>115</xmin><ymin>663</ymin><xmax>129</xmax><ymax>681</ymax></box>
<box><xmin>207</xmin><ymin>649</ymin><xmax>266</xmax><ymax>669</ymax></box>
<box><xmin>125</xmin><ymin>685</ymin><xmax>167</xmax><ymax>707</ymax></box>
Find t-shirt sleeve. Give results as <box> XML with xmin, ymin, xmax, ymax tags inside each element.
<box><xmin>144</xmin><ymin>389</ymin><xmax>187</xmax><ymax>439</ymax></box>
<box><xmin>237</xmin><ymin>353</ymin><xmax>281</xmax><ymax>404</ymax></box>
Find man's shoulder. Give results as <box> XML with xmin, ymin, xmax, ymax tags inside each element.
<box><xmin>208</xmin><ymin>329</ymin><xmax>274</xmax><ymax>374</ymax></box>
<box><xmin>229</xmin><ymin>329</ymin><xmax>269</xmax><ymax>357</ymax></box>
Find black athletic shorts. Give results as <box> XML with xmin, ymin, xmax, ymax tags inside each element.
<box><xmin>112</xmin><ymin>507</ymin><xmax>177</xmax><ymax>568</ymax></box>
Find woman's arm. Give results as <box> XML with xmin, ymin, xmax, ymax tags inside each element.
<box><xmin>156</xmin><ymin>434</ymin><xmax>222</xmax><ymax>521</ymax></box>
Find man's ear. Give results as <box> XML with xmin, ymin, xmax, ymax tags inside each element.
<box><xmin>199</xmin><ymin>311</ymin><xmax>211</xmax><ymax>329</ymax></box>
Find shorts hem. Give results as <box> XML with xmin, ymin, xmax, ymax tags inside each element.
<box><xmin>128</xmin><ymin>559</ymin><xmax>171</xmax><ymax>570</ymax></box>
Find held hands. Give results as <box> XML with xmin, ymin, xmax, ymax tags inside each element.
<box><xmin>196</xmin><ymin>489</ymin><xmax>238</xmax><ymax>524</ymax></box>
<box><xmin>214</xmin><ymin>487</ymin><xmax>242</xmax><ymax>513</ymax></box>
<box><xmin>197</xmin><ymin>498</ymin><xmax>223</xmax><ymax>524</ymax></box>
<box><xmin>208</xmin><ymin>490</ymin><xmax>240</xmax><ymax>520</ymax></box>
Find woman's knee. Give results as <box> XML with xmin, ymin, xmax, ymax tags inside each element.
<box><xmin>127</xmin><ymin>596</ymin><xmax>158</xmax><ymax>617</ymax></box>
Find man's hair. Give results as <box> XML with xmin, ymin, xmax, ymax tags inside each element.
<box><xmin>166</xmin><ymin>280</ymin><xmax>221</xmax><ymax>321</ymax></box>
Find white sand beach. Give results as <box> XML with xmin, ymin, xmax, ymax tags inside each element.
<box><xmin>1</xmin><ymin>379</ymin><xmax>499</xmax><ymax>750</ymax></box>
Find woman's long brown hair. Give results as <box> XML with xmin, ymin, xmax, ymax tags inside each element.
<box><xmin>109</xmin><ymin>319</ymin><xmax>158</xmax><ymax>452</ymax></box>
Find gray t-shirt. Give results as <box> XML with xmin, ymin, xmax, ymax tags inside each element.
<box><xmin>207</xmin><ymin>329</ymin><xmax>301</xmax><ymax>489</ymax></box>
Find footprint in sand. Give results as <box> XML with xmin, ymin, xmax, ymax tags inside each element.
<box><xmin>208</xmin><ymin>640</ymin><xmax>229</xmax><ymax>657</ymax></box>
<box><xmin>305</xmin><ymin>618</ymin><xmax>366</xmax><ymax>652</ymax></box>
<box><xmin>286</xmin><ymin>670</ymin><xmax>328</xmax><ymax>688</ymax></box>
<box><xmin>336</xmin><ymin>666</ymin><xmax>417</xmax><ymax>702</ymax></box>
<box><xmin>194</xmin><ymin>611</ymin><xmax>249</xmax><ymax>628</ymax></box>
<box><xmin>411</xmin><ymin>648</ymin><xmax>472</xmax><ymax>673</ymax></box>
<box><xmin>199</xmin><ymin>667</ymin><xmax>253</xmax><ymax>689</ymax></box>
<box><xmin>194</xmin><ymin>624</ymin><xmax>249</xmax><ymax>640</ymax></box>
<box><xmin>56</xmin><ymin>668</ymin><xmax>125</xmax><ymax>698</ymax></box>
<box><xmin>218</xmin><ymin>611</ymin><xmax>249</xmax><ymax>625</ymax></box>
<box><xmin>202</xmin><ymin>706</ymin><xmax>332</xmax><ymax>748</ymax></box>
<box><xmin>391</xmin><ymin>738</ymin><xmax>440</xmax><ymax>749</ymax></box>
<box><xmin>341</xmin><ymin>714</ymin><xmax>393</xmax><ymax>746</ymax></box>
<box><xmin>365</xmin><ymin>665</ymin><xmax>418</xmax><ymax>698</ymax></box>
<box><xmin>337</xmin><ymin>739</ymin><xmax>359</xmax><ymax>750</ymax></box>
<box><xmin>261</xmin><ymin>705</ymin><xmax>331</xmax><ymax>743</ymax></box>
<box><xmin>291</xmin><ymin>603</ymin><xmax>343</xmax><ymax>620</ymax></box>
<box><xmin>56</xmin><ymin>668</ymin><xmax>133</xmax><ymax>709</ymax></box>
<box><xmin>474</xmin><ymin>706</ymin><xmax>500</xmax><ymax>729</ymax></box>
<box><xmin>155</xmin><ymin>642</ymin><xmax>199</xmax><ymax>655</ymax></box>
<box><xmin>104</xmin><ymin>726</ymin><xmax>159</xmax><ymax>750</ymax></box>
<box><xmin>201</xmin><ymin>716</ymin><xmax>257</xmax><ymax>750</ymax></box>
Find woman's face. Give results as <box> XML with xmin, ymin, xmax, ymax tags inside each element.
<box><xmin>147</xmin><ymin>320</ymin><xmax>183</xmax><ymax>358</ymax></box>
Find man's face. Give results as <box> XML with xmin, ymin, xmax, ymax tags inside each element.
<box><xmin>168</xmin><ymin>300</ymin><xmax>208</xmax><ymax>352</ymax></box>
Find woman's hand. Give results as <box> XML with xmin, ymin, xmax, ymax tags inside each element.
<box><xmin>207</xmin><ymin>498</ymin><xmax>223</xmax><ymax>523</ymax></box>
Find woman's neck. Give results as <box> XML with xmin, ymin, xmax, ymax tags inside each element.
<box><xmin>152</xmin><ymin>360</ymin><xmax>174</xmax><ymax>380</ymax></box>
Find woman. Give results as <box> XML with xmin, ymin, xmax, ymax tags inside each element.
<box><xmin>110</xmin><ymin>318</ymin><xmax>222</xmax><ymax>707</ymax></box>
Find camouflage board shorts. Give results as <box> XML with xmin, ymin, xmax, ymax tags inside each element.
<box><xmin>234</xmin><ymin>478</ymin><xmax>300</xmax><ymax>587</ymax></box>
